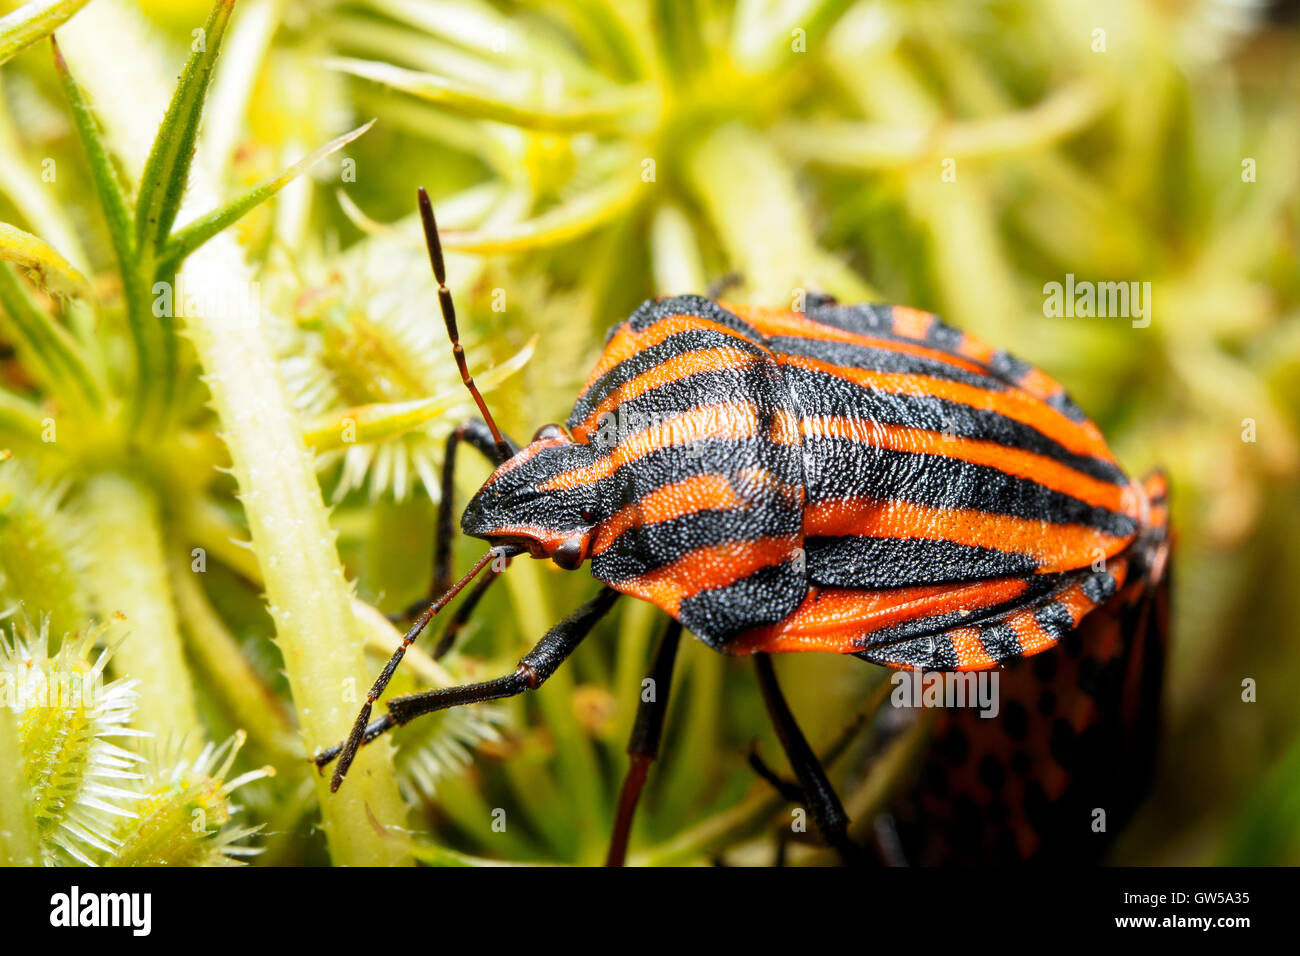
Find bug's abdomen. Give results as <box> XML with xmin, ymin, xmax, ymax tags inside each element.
<box><xmin>563</xmin><ymin>297</ymin><xmax>810</xmax><ymax>647</ymax></box>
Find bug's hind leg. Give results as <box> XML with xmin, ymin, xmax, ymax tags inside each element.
<box><xmin>606</xmin><ymin>619</ymin><xmax>682</xmax><ymax>867</ymax></box>
<box><xmin>390</xmin><ymin>419</ymin><xmax>514</xmax><ymax>625</ymax></box>
<box><xmin>752</xmin><ymin>653</ymin><xmax>863</xmax><ymax>865</ymax></box>
<box><xmin>318</xmin><ymin>587</ymin><xmax>621</xmax><ymax>784</ymax></box>
<box><xmin>747</xmin><ymin>749</ymin><xmax>806</xmax><ymax>802</ymax></box>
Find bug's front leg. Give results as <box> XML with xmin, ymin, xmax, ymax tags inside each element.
<box><xmin>390</xmin><ymin>419</ymin><xmax>515</xmax><ymax>625</ymax></box>
<box><xmin>316</xmin><ymin>587</ymin><xmax>622</xmax><ymax>786</ymax></box>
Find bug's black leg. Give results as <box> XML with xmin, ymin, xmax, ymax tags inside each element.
<box><xmin>706</xmin><ymin>271</ymin><xmax>744</xmax><ymax>299</ymax></box>
<box><xmin>752</xmin><ymin>653</ymin><xmax>860</xmax><ymax>865</ymax></box>
<box><xmin>747</xmin><ymin>749</ymin><xmax>805</xmax><ymax>803</ymax></box>
<box><xmin>317</xmin><ymin>587</ymin><xmax>622</xmax><ymax>781</ymax></box>
<box><xmin>391</xmin><ymin>419</ymin><xmax>514</xmax><ymax>624</ymax></box>
<box><xmin>606</xmin><ymin>619</ymin><xmax>682</xmax><ymax>867</ymax></box>
<box><xmin>872</xmin><ymin>812</ymin><xmax>910</xmax><ymax>867</ymax></box>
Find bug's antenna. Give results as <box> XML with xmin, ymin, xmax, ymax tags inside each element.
<box><xmin>324</xmin><ymin>546</ymin><xmax>512</xmax><ymax>790</ymax></box>
<box><xmin>418</xmin><ymin>187</ymin><xmax>513</xmax><ymax>464</ymax></box>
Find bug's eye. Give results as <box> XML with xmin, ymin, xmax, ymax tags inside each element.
<box><xmin>552</xmin><ymin>533</ymin><xmax>587</xmax><ymax>571</ymax></box>
<box><xmin>580</xmin><ymin>507</ymin><xmax>595</xmax><ymax>523</ymax></box>
<box><xmin>532</xmin><ymin>423</ymin><xmax>567</xmax><ymax>442</ymax></box>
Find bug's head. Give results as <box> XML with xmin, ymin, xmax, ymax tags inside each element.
<box><xmin>461</xmin><ymin>424</ymin><xmax>603</xmax><ymax>570</ymax></box>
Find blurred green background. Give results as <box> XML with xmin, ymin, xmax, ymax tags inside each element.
<box><xmin>0</xmin><ymin>0</ymin><xmax>1297</xmax><ymax>866</ymax></box>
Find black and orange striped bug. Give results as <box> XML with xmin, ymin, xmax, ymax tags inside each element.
<box><xmin>313</xmin><ymin>187</ymin><xmax>1171</xmax><ymax>866</ymax></box>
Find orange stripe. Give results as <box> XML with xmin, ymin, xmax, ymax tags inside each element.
<box><xmin>957</xmin><ymin>331</ymin><xmax>996</xmax><ymax>364</ymax></box>
<box><xmin>727</xmin><ymin>306</ymin><xmax>991</xmax><ymax>377</ymax></box>
<box><xmin>889</xmin><ymin>306</ymin><xmax>935</xmax><ymax>339</ymax></box>
<box><xmin>800</xmin><ymin>416</ymin><xmax>1135</xmax><ymax>515</ymax></box>
<box><xmin>787</xmin><ymin>354</ymin><xmax>1112</xmax><ymax>460</ymax></box>
<box><xmin>469</xmin><ymin>523</ymin><xmax>571</xmax><ymax>549</ymax></box>
<box><xmin>1006</xmin><ymin>608</ymin><xmax>1057</xmax><ymax>655</ymax></box>
<box><xmin>730</xmin><ymin>577</ymin><xmax>1030</xmax><ymax>654</ymax></box>
<box><xmin>592</xmin><ymin>473</ymin><xmax>749</xmax><ymax>555</ymax></box>
<box><xmin>578</xmin><ymin>314</ymin><xmax>768</xmax><ymax>398</ymax></box>
<box><xmin>615</xmin><ymin>535</ymin><xmax>800</xmax><ymax>614</ymax></box>
<box><xmin>948</xmin><ymin>626</ymin><xmax>998</xmax><ymax>670</ymax></box>
<box><xmin>574</xmin><ymin>347</ymin><xmax>756</xmax><ymax>437</ymax></box>
<box><xmin>540</xmin><ymin>403</ymin><xmax>759</xmax><ymax>491</ymax></box>
<box><xmin>804</xmin><ymin>497</ymin><xmax>1130</xmax><ymax>573</ymax></box>
<box><xmin>1016</xmin><ymin>366</ymin><xmax>1063</xmax><ymax>401</ymax></box>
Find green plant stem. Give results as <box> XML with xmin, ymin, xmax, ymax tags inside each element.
<box><xmin>685</xmin><ymin>123</ymin><xmax>874</xmax><ymax>304</ymax></box>
<box><xmin>180</xmin><ymin>274</ymin><xmax>412</xmax><ymax>865</ymax></box>
<box><xmin>0</xmin><ymin>703</ymin><xmax>41</xmax><ymax>866</ymax></box>
<box><xmin>168</xmin><ymin>553</ymin><xmax>300</xmax><ymax>764</ymax></box>
<box><xmin>82</xmin><ymin>471</ymin><xmax>203</xmax><ymax>753</ymax></box>
<box><xmin>60</xmin><ymin>0</ymin><xmax>412</xmax><ymax>864</ymax></box>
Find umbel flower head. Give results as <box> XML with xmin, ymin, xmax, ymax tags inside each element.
<box><xmin>1</xmin><ymin>618</ymin><xmax>143</xmax><ymax>866</ymax></box>
<box><xmin>0</xmin><ymin>617</ymin><xmax>271</xmax><ymax>866</ymax></box>
<box><xmin>109</xmin><ymin>731</ymin><xmax>272</xmax><ymax>867</ymax></box>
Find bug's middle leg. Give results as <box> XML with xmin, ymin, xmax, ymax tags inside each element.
<box><xmin>317</xmin><ymin>587</ymin><xmax>621</xmax><ymax>777</ymax></box>
<box><xmin>606</xmin><ymin>618</ymin><xmax>683</xmax><ymax>867</ymax></box>
<box><xmin>752</xmin><ymin>653</ymin><xmax>861</xmax><ymax>865</ymax></box>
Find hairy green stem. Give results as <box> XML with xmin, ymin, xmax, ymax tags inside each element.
<box><xmin>82</xmin><ymin>471</ymin><xmax>202</xmax><ymax>753</ymax></box>
<box><xmin>685</xmin><ymin>123</ymin><xmax>874</xmax><ymax>304</ymax></box>
<box><xmin>176</xmin><ymin>241</ymin><xmax>411</xmax><ymax>864</ymax></box>
<box><xmin>61</xmin><ymin>0</ymin><xmax>411</xmax><ymax>865</ymax></box>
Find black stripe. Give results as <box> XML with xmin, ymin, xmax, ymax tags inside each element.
<box><xmin>593</xmin><ymin>507</ymin><xmax>802</xmax><ymax>584</ymax></box>
<box><xmin>770</xmin><ymin>335</ymin><xmax>1005</xmax><ymax>390</ymax></box>
<box><xmin>1034</xmin><ymin>600</ymin><xmax>1076</xmax><ymax>641</ymax></box>
<box><xmin>1046</xmin><ymin>389</ymin><xmax>1089</xmax><ymax>424</ymax></box>
<box><xmin>978</xmin><ymin>621</ymin><xmax>1022</xmax><ymax>660</ymax></box>
<box><xmin>627</xmin><ymin>294</ymin><xmax>766</xmax><ymax>341</ymax></box>
<box><xmin>803</xmin><ymin>440</ymin><xmax>1138</xmax><ymax>538</ymax></box>
<box><xmin>805</xmin><ymin>535</ymin><xmax>1038</xmax><ymax>588</ymax></box>
<box><xmin>570</xmin><ymin>328</ymin><xmax>768</xmax><ymax>428</ymax></box>
<box><xmin>989</xmin><ymin>349</ymin><xmax>1035</xmax><ymax>385</ymax></box>
<box><xmin>860</xmin><ymin>634</ymin><xmax>959</xmax><ymax>669</ymax></box>
<box><xmin>573</xmin><ymin>365</ymin><xmax>780</xmax><ymax>459</ymax></box>
<box><xmin>803</xmin><ymin>302</ymin><xmax>896</xmax><ymax>337</ymax></box>
<box><xmin>925</xmin><ymin>322</ymin><xmax>966</xmax><ymax>352</ymax></box>
<box><xmin>783</xmin><ymin>365</ymin><xmax>1127</xmax><ymax>484</ymax></box>
<box><xmin>1081</xmin><ymin>569</ymin><xmax>1118</xmax><ymax>604</ymax></box>
<box><xmin>681</xmin><ymin>560</ymin><xmax>807</xmax><ymax>649</ymax></box>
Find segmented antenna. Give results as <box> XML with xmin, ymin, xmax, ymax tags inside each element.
<box><xmin>326</xmin><ymin>547</ymin><xmax>503</xmax><ymax>790</ymax></box>
<box><xmin>417</xmin><ymin>187</ymin><xmax>513</xmax><ymax>465</ymax></box>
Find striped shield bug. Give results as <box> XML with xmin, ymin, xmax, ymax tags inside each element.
<box><xmin>314</xmin><ymin>187</ymin><xmax>1171</xmax><ymax>866</ymax></box>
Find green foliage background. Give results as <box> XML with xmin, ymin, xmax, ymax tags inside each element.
<box><xmin>0</xmin><ymin>0</ymin><xmax>1296</xmax><ymax>865</ymax></box>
